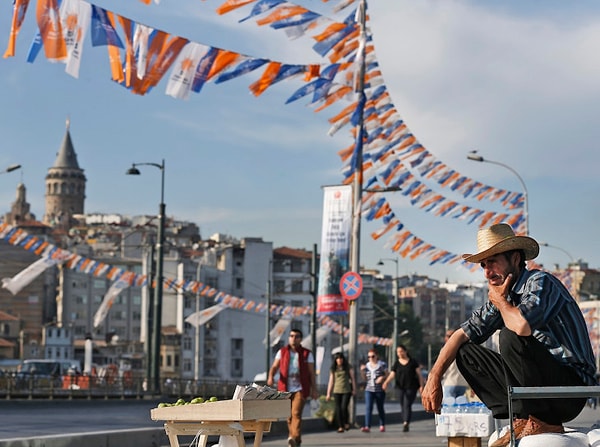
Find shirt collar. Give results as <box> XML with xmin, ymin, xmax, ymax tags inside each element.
<box><xmin>508</xmin><ymin>268</ymin><xmax>530</xmax><ymax>303</ymax></box>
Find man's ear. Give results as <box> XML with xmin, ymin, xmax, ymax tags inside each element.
<box><xmin>510</xmin><ymin>250</ymin><xmax>521</xmax><ymax>265</ymax></box>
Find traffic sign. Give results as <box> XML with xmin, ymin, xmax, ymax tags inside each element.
<box><xmin>339</xmin><ymin>271</ymin><xmax>363</xmax><ymax>301</ymax></box>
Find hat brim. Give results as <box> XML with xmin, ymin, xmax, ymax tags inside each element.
<box><xmin>462</xmin><ymin>236</ymin><xmax>539</xmax><ymax>263</ymax></box>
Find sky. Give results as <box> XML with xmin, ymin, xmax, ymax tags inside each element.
<box><xmin>0</xmin><ymin>0</ymin><xmax>599</xmax><ymax>284</ymax></box>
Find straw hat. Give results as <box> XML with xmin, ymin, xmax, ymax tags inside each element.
<box><xmin>462</xmin><ymin>223</ymin><xmax>539</xmax><ymax>263</ymax></box>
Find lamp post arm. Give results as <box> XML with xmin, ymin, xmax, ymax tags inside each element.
<box><xmin>540</xmin><ymin>242</ymin><xmax>575</xmax><ymax>263</ymax></box>
<box><xmin>481</xmin><ymin>159</ymin><xmax>528</xmax><ymax>201</ymax></box>
<box><xmin>484</xmin><ymin>159</ymin><xmax>528</xmax><ymax>234</ymax></box>
<box><xmin>0</xmin><ymin>164</ymin><xmax>22</xmax><ymax>175</ymax></box>
<box><xmin>132</xmin><ymin>162</ymin><xmax>164</xmax><ymax>171</ymax></box>
<box><xmin>467</xmin><ymin>154</ymin><xmax>529</xmax><ymax>235</ymax></box>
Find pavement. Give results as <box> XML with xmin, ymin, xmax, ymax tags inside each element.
<box><xmin>251</xmin><ymin>403</ymin><xmax>600</xmax><ymax>447</ymax></box>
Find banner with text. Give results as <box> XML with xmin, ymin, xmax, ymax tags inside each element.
<box><xmin>317</xmin><ymin>185</ymin><xmax>352</xmax><ymax>315</ymax></box>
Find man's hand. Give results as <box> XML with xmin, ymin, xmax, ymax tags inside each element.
<box><xmin>488</xmin><ymin>273</ymin><xmax>512</xmax><ymax>309</ymax></box>
<box><xmin>421</xmin><ymin>376</ymin><xmax>443</xmax><ymax>414</ymax></box>
<box><xmin>489</xmin><ymin>272</ymin><xmax>532</xmax><ymax>335</ymax></box>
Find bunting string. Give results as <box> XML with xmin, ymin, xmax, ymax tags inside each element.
<box><xmin>3</xmin><ymin>0</ymin><xmax>527</xmax><ymax>269</ymax></box>
<box><xmin>0</xmin><ymin>221</ymin><xmax>395</xmax><ymax>346</ymax></box>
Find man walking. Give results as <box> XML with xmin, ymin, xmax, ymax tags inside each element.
<box><xmin>268</xmin><ymin>328</ymin><xmax>318</xmax><ymax>447</ymax></box>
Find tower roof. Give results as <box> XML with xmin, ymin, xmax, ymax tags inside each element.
<box><xmin>52</xmin><ymin>119</ymin><xmax>80</xmax><ymax>169</ymax></box>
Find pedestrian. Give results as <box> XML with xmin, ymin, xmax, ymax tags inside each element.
<box><xmin>421</xmin><ymin>223</ymin><xmax>597</xmax><ymax>447</ymax></box>
<box><xmin>326</xmin><ymin>352</ymin><xmax>357</xmax><ymax>433</ymax></box>
<box><xmin>267</xmin><ymin>328</ymin><xmax>319</xmax><ymax>447</ymax></box>
<box><xmin>382</xmin><ymin>344</ymin><xmax>424</xmax><ymax>432</ymax></box>
<box><xmin>359</xmin><ymin>349</ymin><xmax>388</xmax><ymax>433</ymax></box>
<box><xmin>441</xmin><ymin>330</ymin><xmax>469</xmax><ymax>400</ymax></box>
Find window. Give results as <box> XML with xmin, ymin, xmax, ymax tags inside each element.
<box><xmin>183</xmin><ymin>337</ymin><xmax>192</xmax><ymax>350</ymax></box>
<box><xmin>231</xmin><ymin>338</ymin><xmax>243</xmax><ymax>358</ymax></box>
<box><xmin>231</xmin><ymin>358</ymin><xmax>243</xmax><ymax>378</ymax></box>
<box><xmin>204</xmin><ymin>359</ymin><xmax>217</xmax><ymax>376</ymax></box>
<box><xmin>291</xmin><ymin>280</ymin><xmax>304</xmax><ymax>293</ymax></box>
<box><xmin>231</xmin><ymin>338</ymin><xmax>243</xmax><ymax>377</ymax></box>
<box><xmin>274</xmin><ymin>280</ymin><xmax>286</xmax><ymax>294</ymax></box>
<box><xmin>235</xmin><ymin>278</ymin><xmax>243</xmax><ymax>289</ymax></box>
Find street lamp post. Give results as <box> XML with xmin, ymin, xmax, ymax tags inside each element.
<box><xmin>265</xmin><ymin>259</ymin><xmax>272</xmax><ymax>379</ymax></box>
<box><xmin>194</xmin><ymin>263</ymin><xmax>202</xmax><ymax>382</ymax></box>
<box><xmin>310</xmin><ymin>244</ymin><xmax>318</xmax><ymax>356</ymax></box>
<box><xmin>378</xmin><ymin>258</ymin><xmax>399</xmax><ymax>359</ymax></box>
<box><xmin>126</xmin><ymin>159</ymin><xmax>165</xmax><ymax>395</ymax></box>
<box><xmin>467</xmin><ymin>153</ymin><xmax>529</xmax><ymax>235</ymax></box>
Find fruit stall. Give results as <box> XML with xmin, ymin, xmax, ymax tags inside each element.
<box><xmin>151</xmin><ymin>393</ymin><xmax>291</xmax><ymax>447</ymax></box>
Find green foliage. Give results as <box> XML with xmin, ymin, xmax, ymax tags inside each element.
<box><xmin>372</xmin><ymin>290</ymin><xmax>426</xmax><ymax>364</ymax></box>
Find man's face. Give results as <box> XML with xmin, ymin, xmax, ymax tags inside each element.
<box><xmin>480</xmin><ymin>252</ymin><xmax>519</xmax><ymax>287</ymax></box>
<box><xmin>289</xmin><ymin>332</ymin><xmax>302</xmax><ymax>348</ymax></box>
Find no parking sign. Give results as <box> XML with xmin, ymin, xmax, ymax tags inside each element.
<box><xmin>339</xmin><ymin>271</ymin><xmax>363</xmax><ymax>301</ymax></box>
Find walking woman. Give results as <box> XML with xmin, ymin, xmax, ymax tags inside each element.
<box><xmin>383</xmin><ymin>344</ymin><xmax>425</xmax><ymax>432</ymax></box>
<box><xmin>326</xmin><ymin>352</ymin><xmax>357</xmax><ymax>432</ymax></box>
<box><xmin>360</xmin><ymin>349</ymin><xmax>388</xmax><ymax>433</ymax></box>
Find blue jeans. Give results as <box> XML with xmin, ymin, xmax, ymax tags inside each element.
<box><xmin>364</xmin><ymin>390</ymin><xmax>386</xmax><ymax>427</ymax></box>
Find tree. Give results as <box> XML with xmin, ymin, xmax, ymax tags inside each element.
<box><xmin>372</xmin><ymin>290</ymin><xmax>425</xmax><ymax>363</ymax></box>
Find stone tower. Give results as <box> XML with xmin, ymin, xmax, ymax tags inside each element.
<box><xmin>4</xmin><ymin>182</ymin><xmax>36</xmax><ymax>225</ymax></box>
<box><xmin>43</xmin><ymin>119</ymin><xmax>86</xmax><ymax>228</ymax></box>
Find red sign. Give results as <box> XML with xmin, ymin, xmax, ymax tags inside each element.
<box><xmin>339</xmin><ymin>271</ymin><xmax>363</xmax><ymax>301</ymax></box>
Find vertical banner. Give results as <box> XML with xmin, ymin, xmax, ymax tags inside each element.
<box><xmin>317</xmin><ymin>185</ymin><xmax>352</xmax><ymax>315</ymax></box>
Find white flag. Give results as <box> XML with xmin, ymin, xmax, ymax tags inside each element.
<box><xmin>185</xmin><ymin>303</ymin><xmax>227</xmax><ymax>328</ymax></box>
<box><xmin>301</xmin><ymin>325</ymin><xmax>332</xmax><ymax>350</ymax></box>
<box><xmin>266</xmin><ymin>318</ymin><xmax>292</xmax><ymax>347</ymax></box>
<box><xmin>165</xmin><ymin>42</ymin><xmax>209</xmax><ymax>100</ymax></box>
<box><xmin>2</xmin><ymin>252</ymin><xmax>68</xmax><ymax>295</ymax></box>
<box><xmin>60</xmin><ymin>0</ymin><xmax>92</xmax><ymax>78</ymax></box>
<box><xmin>61</xmin><ymin>0</ymin><xmax>92</xmax><ymax>78</ymax></box>
<box><xmin>93</xmin><ymin>273</ymin><xmax>133</xmax><ymax>328</ymax></box>
<box><xmin>133</xmin><ymin>23</ymin><xmax>153</xmax><ymax>80</ymax></box>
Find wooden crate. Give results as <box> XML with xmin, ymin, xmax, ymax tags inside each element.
<box><xmin>448</xmin><ymin>437</ymin><xmax>482</xmax><ymax>447</ymax></box>
<box><xmin>151</xmin><ymin>399</ymin><xmax>291</xmax><ymax>422</ymax></box>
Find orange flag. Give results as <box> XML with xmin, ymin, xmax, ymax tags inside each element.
<box><xmin>4</xmin><ymin>0</ymin><xmax>31</xmax><ymax>58</ymax></box>
<box><xmin>36</xmin><ymin>0</ymin><xmax>67</xmax><ymax>60</ymax></box>
<box><xmin>249</xmin><ymin>62</ymin><xmax>281</xmax><ymax>96</ymax></box>
<box><xmin>216</xmin><ymin>0</ymin><xmax>256</xmax><ymax>15</ymax></box>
